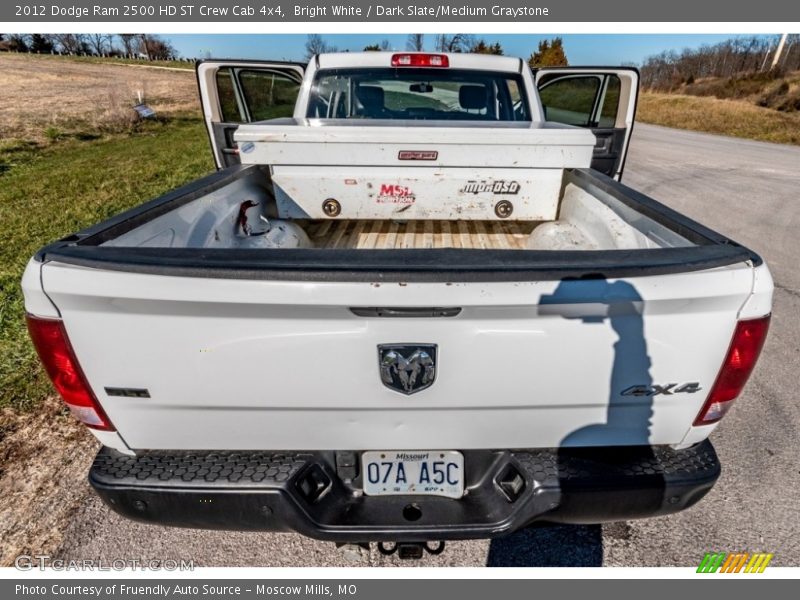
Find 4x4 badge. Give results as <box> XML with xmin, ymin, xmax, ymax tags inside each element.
<box><xmin>378</xmin><ymin>344</ymin><xmax>437</xmax><ymax>395</ymax></box>
<box><xmin>621</xmin><ymin>382</ymin><xmax>702</xmax><ymax>396</ymax></box>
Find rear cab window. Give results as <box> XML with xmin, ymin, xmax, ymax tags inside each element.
<box><xmin>538</xmin><ymin>73</ymin><xmax>622</xmax><ymax>128</ymax></box>
<box><xmin>215</xmin><ymin>66</ymin><xmax>301</xmax><ymax>123</ymax></box>
<box><xmin>306</xmin><ymin>68</ymin><xmax>532</xmax><ymax>121</ymax></box>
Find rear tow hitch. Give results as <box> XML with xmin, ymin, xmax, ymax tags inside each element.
<box><xmin>378</xmin><ymin>541</ymin><xmax>446</xmax><ymax>560</ymax></box>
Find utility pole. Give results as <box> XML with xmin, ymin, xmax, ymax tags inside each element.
<box><xmin>771</xmin><ymin>33</ymin><xmax>788</xmax><ymax>70</ymax></box>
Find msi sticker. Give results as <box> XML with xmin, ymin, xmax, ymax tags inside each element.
<box><xmin>377</xmin><ymin>184</ymin><xmax>416</xmax><ymax>204</ymax></box>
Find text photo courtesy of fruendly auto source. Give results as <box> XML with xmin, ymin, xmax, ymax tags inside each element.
<box><xmin>1</xmin><ymin>32</ymin><xmax>798</xmax><ymax>568</ymax></box>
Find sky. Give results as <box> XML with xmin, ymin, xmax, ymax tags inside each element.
<box><xmin>167</xmin><ymin>34</ymin><xmax>770</xmax><ymax>65</ymax></box>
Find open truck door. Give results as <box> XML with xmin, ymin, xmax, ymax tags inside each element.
<box><xmin>535</xmin><ymin>67</ymin><xmax>639</xmax><ymax>180</ymax></box>
<box><xmin>196</xmin><ymin>60</ymin><xmax>305</xmax><ymax>169</ymax></box>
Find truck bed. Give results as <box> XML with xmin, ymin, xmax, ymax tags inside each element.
<box><xmin>82</xmin><ymin>165</ymin><xmax>695</xmax><ymax>255</ymax></box>
<box><xmin>306</xmin><ymin>220</ymin><xmax>536</xmax><ymax>250</ymax></box>
<box><xmin>33</xmin><ymin>165</ymin><xmax>758</xmax><ymax>278</ymax></box>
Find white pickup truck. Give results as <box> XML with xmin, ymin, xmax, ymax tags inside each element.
<box><xmin>23</xmin><ymin>52</ymin><xmax>772</xmax><ymax>557</ymax></box>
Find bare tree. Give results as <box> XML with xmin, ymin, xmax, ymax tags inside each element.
<box><xmin>637</xmin><ymin>35</ymin><xmax>797</xmax><ymax>91</ymax></box>
<box><xmin>304</xmin><ymin>34</ymin><xmax>337</xmax><ymax>60</ymax></box>
<box><xmin>434</xmin><ymin>34</ymin><xmax>475</xmax><ymax>53</ymax></box>
<box><xmin>87</xmin><ymin>34</ymin><xmax>111</xmax><ymax>55</ymax></box>
<box><xmin>10</xmin><ymin>34</ymin><xmax>31</xmax><ymax>51</ymax></box>
<box><xmin>140</xmin><ymin>35</ymin><xmax>176</xmax><ymax>60</ymax></box>
<box><xmin>784</xmin><ymin>35</ymin><xmax>800</xmax><ymax>70</ymax></box>
<box><xmin>406</xmin><ymin>34</ymin><xmax>424</xmax><ymax>51</ymax></box>
<box><xmin>118</xmin><ymin>34</ymin><xmax>138</xmax><ymax>58</ymax></box>
<box><xmin>0</xmin><ymin>34</ymin><xmax>30</xmax><ymax>52</ymax></box>
<box><xmin>53</xmin><ymin>34</ymin><xmax>86</xmax><ymax>55</ymax></box>
<box><xmin>30</xmin><ymin>34</ymin><xmax>54</xmax><ymax>53</ymax></box>
<box><xmin>139</xmin><ymin>34</ymin><xmax>152</xmax><ymax>60</ymax></box>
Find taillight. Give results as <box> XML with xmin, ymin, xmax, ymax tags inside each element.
<box><xmin>391</xmin><ymin>53</ymin><xmax>449</xmax><ymax>68</ymax></box>
<box><xmin>694</xmin><ymin>315</ymin><xmax>770</xmax><ymax>426</ymax></box>
<box><xmin>26</xmin><ymin>314</ymin><xmax>114</xmax><ymax>431</ymax></box>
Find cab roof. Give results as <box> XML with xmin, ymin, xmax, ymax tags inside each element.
<box><xmin>315</xmin><ymin>52</ymin><xmax>525</xmax><ymax>74</ymax></box>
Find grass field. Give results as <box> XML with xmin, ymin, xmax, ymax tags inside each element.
<box><xmin>57</xmin><ymin>55</ymin><xmax>195</xmax><ymax>70</ymax></box>
<box><xmin>638</xmin><ymin>92</ymin><xmax>800</xmax><ymax>145</ymax></box>
<box><xmin>0</xmin><ymin>117</ymin><xmax>213</xmax><ymax>411</ymax></box>
<box><xmin>0</xmin><ymin>53</ymin><xmax>212</xmax><ymax>411</ymax></box>
<box><xmin>637</xmin><ymin>70</ymin><xmax>800</xmax><ymax>145</ymax></box>
<box><xmin>0</xmin><ymin>53</ymin><xmax>197</xmax><ymax>144</ymax></box>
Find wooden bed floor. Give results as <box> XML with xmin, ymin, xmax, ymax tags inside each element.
<box><xmin>305</xmin><ymin>220</ymin><xmax>536</xmax><ymax>250</ymax></box>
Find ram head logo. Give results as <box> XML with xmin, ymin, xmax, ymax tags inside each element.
<box><xmin>378</xmin><ymin>344</ymin><xmax>437</xmax><ymax>395</ymax></box>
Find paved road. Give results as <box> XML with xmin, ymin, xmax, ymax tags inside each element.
<box><xmin>54</xmin><ymin>124</ymin><xmax>800</xmax><ymax>567</ymax></box>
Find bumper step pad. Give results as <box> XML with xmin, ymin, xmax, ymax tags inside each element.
<box><xmin>90</xmin><ymin>441</ymin><xmax>720</xmax><ymax>541</ymax></box>
<box><xmin>92</xmin><ymin>451</ymin><xmax>312</xmax><ymax>487</ymax></box>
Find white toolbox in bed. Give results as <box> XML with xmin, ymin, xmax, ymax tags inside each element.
<box><xmin>235</xmin><ymin>119</ymin><xmax>595</xmax><ymax>221</ymax></box>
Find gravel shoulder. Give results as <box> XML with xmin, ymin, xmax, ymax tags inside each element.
<box><xmin>0</xmin><ymin>398</ymin><xmax>98</xmax><ymax>567</ymax></box>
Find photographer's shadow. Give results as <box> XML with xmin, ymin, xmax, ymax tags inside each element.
<box><xmin>488</xmin><ymin>279</ymin><xmax>654</xmax><ymax>567</ymax></box>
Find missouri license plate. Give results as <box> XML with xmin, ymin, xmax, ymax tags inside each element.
<box><xmin>361</xmin><ymin>451</ymin><xmax>464</xmax><ymax>498</ymax></box>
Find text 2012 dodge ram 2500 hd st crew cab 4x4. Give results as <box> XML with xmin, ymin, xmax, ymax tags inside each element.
<box><xmin>23</xmin><ymin>53</ymin><xmax>772</xmax><ymax>556</ymax></box>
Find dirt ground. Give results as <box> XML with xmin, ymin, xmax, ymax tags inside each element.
<box><xmin>0</xmin><ymin>398</ymin><xmax>98</xmax><ymax>567</ymax></box>
<box><xmin>0</xmin><ymin>53</ymin><xmax>198</xmax><ymax>143</ymax></box>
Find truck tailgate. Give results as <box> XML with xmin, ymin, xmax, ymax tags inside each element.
<box><xmin>38</xmin><ymin>260</ymin><xmax>756</xmax><ymax>451</ymax></box>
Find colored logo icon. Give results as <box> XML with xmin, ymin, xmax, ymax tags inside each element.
<box><xmin>697</xmin><ymin>552</ymin><xmax>773</xmax><ymax>573</ymax></box>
